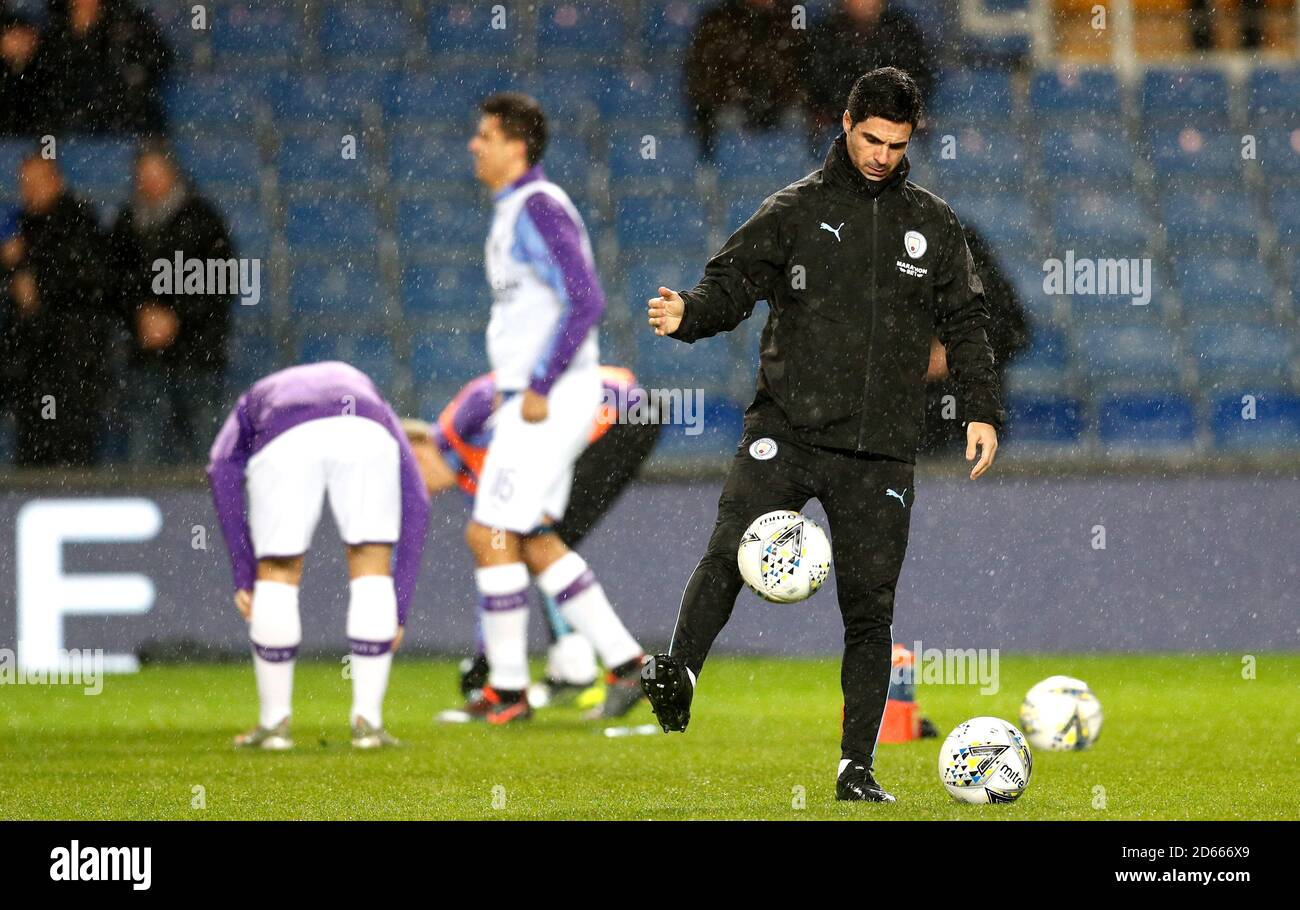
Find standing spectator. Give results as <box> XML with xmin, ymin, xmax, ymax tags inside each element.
<box><xmin>35</xmin><ymin>0</ymin><xmax>172</xmax><ymax>135</ymax></box>
<box><xmin>108</xmin><ymin>143</ymin><xmax>234</xmax><ymax>464</ymax></box>
<box><xmin>0</xmin><ymin>10</ymin><xmax>45</xmax><ymax>135</ymax></box>
<box><xmin>684</xmin><ymin>0</ymin><xmax>808</xmax><ymax>160</ymax></box>
<box><xmin>1189</xmin><ymin>0</ymin><xmax>1265</xmax><ymax>50</ymax></box>
<box><xmin>918</xmin><ymin>222</ymin><xmax>1029</xmax><ymax>455</ymax></box>
<box><xmin>1</xmin><ymin>154</ymin><xmax>110</xmax><ymax>466</ymax></box>
<box><xmin>804</xmin><ymin>0</ymin><xmax>936</xmax><ymax>143</ymax></box>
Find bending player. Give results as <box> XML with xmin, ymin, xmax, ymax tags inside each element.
<box><xmin>453</xmin><ymin>91</ymin><xmax>645</xmax><ymax>724</ymax></box>
<box><xmin>207</xmin><ymin>361</ymin><xmax>431</xmax><ymax>750</ymax></box>
<box><xmin>405</xmin><ymin>365</ymin><xmax>660</xmax><ymax>719</ymax></box>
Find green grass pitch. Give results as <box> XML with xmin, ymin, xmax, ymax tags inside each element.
<box><xmin>2</xmin><ymin>653</ymin><xmax>1296</xmax><ymax>820</ymax></box>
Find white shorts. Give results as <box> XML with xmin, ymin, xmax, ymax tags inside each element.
<box><xmin>472</xmin><ymin>367</ymin><xmax>601</xmax><ymax>534</ymax></box>
<box><xmin>246</xmin><ymin>416</ymin><xmax>401</xmax><ymax>557</ymax></box>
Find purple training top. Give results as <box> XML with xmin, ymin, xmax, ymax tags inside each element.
<box><xmin>206</xmin><ymin>361</ymin><xmax>432</xmax><ymax>625</ymax></box>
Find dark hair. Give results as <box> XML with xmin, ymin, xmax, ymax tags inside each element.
<box><xmin>845</xmin><ymin>67</ymin><xmax>923</xmax><ymax>128</ymax></box>
<box><xmin>480</xmin><ymin>92</ymin><xmax>548</xmax><ymax>166</ymax></box>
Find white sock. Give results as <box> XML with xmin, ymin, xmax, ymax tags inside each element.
<box><xmin>477</xmin><ymin>563</ymin><xmax>531</xmax><ymax>691</ymax></box>
<box><xmin>347</xmin><ymin>575</ymin><xmax>398</xmax><ymax>728</ymax></box>
<box><xmin>249</xmin><ymin>580</ymin><xmax>301</xmax><ymax>729</ymax></box>
<box><xmin>536</xmin><ymin>552</ymin><xmax>641</xmax><ymax>671</ymax></box>
<box><xmin>838</xmin><ymin>759</ymin><xmax>852</xmax><ymax>777</ymax></box>
<box><xmin>546</xmin><ymin>632</ymin><xmax>598</xmax><ymax>685</ymax></box>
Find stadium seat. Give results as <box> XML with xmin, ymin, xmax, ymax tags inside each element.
<box><xmin>634</xmin><ymin>330</ymin><xmax>736</xmax><ymax>393</ymax></box>
<box><xmin>426</xmin><ymin>2</ymin><xmax>518</xmax><ymax>58</ymax></box>
<box><xmin>1050</xmin><ymin>190</ymin><xmax>1153</xmax><ymax>251</ymax></box>
<box><xmin>1190</xmin><ymin>324</ymin><xmax>1293</xmax><ymax>388</ymax></box>
<box><xmin>607</xmin><ymin>126</ymin><xmax>700</xmax><ymax>182</ymax></box>
<box><xmin>1097</xmin><ymin>392</ymin><xmax>1197</xmax><ymax>450</ymax></box>
<box><xmin>1029</xmin><ymin>69</ymin><xmax>1122</xmax><ymax>122</ymax></box>
<box><xmin>1271</xmin><ymin>189</ymin><xmax>1300</xmax><ymax>249</ymax></box>
<box><xmin>401</xmin><ymin>261</ymin><xmax>489</xmax><ymax>323</ymax></box>
<box><xmin>1247</xmin><ymin>68</ymin><xmax>1300</xmax><ymax>123</ymax></box>
<box><xmin>1141</xmin><ymin>69</ymin><xmax>1229</xmax><ymax>123</ymax></box>
<box><xmin>219</xmin><ymin>197</ymin><xmax>272</xmax><ymax>258</ymax></box>
<box><xmin>266</xmin><ymin>72</ymin><xmax>386</xmax><ymax>122</ymax></box>
<box><xmin>1038</xmin><ymin>127</ymin><xmax>1134</xmax><ymax>184</ymax></box>
<box><xmin>176</xmin><ymin>136</ymin><xmax>263</xmax><ymax>187</ymax></box>
<box><xmin>639</xmin><ymin>0</ymin><xmax>702</xmax><ymax>57</ymax></box>
<box><xmin>929</xmin><ymin>70</ymin><xmax>1014</xmax><ymax>124</ymax></box>
<box><xmin>319</xmin><ymin>2</ymin><xmax>412</xmax><ymax>62</ymax></box>
<box><xmin>921</xmin><ymin>127</ymin><xmax>1027</xmax><ymax>185</ymax></box>
<box><xmin>533</xmin><ymin>66</ymin><xmax>617</xmax><ymax>124</ymax></box>
<box><xmin>167</xmin><ymin>74</ymin><xmax>265</xmax><ymax>127</ymax></box>
<box><xmin>289</xmin><ymin>258</ymin><xmax>384</xmax><ymax>315</ymax></box>
<box><xmin>1005</xmin><ymin>259</ymin><xmax>1066</xmax><ymax>327</ymax></box>
<box><xmin>1004</xmin><ymin>393</ymin><xmax>1085</xmax><ymax>445</ymax></box>
<box><xmin>1161</xmin><ymin>188</ymin><xmax>1258</xmax><ymax>251</ymax></box>
<box><xmin>615</xmin><ymin>193</ymin><xmax>708</xmax><ymax>252</ymax></box>
<box><xmin>387</xmin><ymin>129</ymin><xmax>477</xmax><ymax>190</ymax></box>
<box><xmin>59</xmin><ymin>138</ymin><xmax>134</xmax><ymax>192</ymax></box>
<box><xmin>395</xmin><ymin>196</ymin><xmax>490</xmax><ymax>256</ymax></box>
<box><xmin>1210</xmin><ymin>390</ymin><xmax>1300</xmax><ymax>450</ymax></box>
<box><xmin>1176</xmin><ymin>258</ymin><xmax>1276</xmax><ymax>322</ymax></box>
<box><xmin>946</xmin><ymin>193</ymin><xmax>1038</xmax><ymax>252</ymax></box>
<box><xmin>1148</xmin><ymin>127</ymin><xmax>1242</xmax><ymax>183</ymax></box>
<box><xmin>210</xmin><ymin>2</ymin><xmax>304</xmax><ymax>62</ymax></box>
<box><xmin>1003</xmin><ymin>324</ymin><xmax>1070</xmax><ymax>393</ymax></box>
<box><xmin>1257</xmin><ymin>128</ymin><xmax>1300</xmax><ymax>183</ymax></box>
<box><xmin>298</xmin><ymin>332</ymin><xmax>398</xmax><ymax>392</ymax></box>
<box><xmin>382</xmin><ymin>68</ymin><xmax>514</xmax><ymax>125</ymax></box>
<box><xmin>714</xmin><ymin>129</ymin><xmax>818</xmax><ymax>186</ymax></box>
<box><xmin>283</xmin><ymin>198</ymin><xmax>381</xmax><ymax>252</ymax></box>
<box><xmin>277</xmin><ymin>132</ymin><xmax>374</xmax><ymax>190</ymax></box>
<box><xmin>622</xmin><ymin>257</ymin><xmax>702</xmax><ymax>316</ymax></box>
<box><xmin>538</xmin><ymin>133</ymin><xmax>598</xmax><ymax>190</ymax></box>
<box><xmin>537</xmin><ymin>2</ymin><xmax>627</xmax><ymax>54</ymax></box>
<box><xmin>410</xmin><ymin>329</ymin><xmax>487</xmax><ymax>384</ymax></box>
<box><xmin>651</xmin><ymin>396</ymin><xmax>746</xmax><ymax>461</ymax></box>
<box><xmin>1076</xmin><ymin>325</ymin><xmax>1184</xmax><ymax>391</ymax></box>
<box><xmin>598</xmin><ymin>69</ymin><xmax>687</xmax><ymax>122</ymax></box>
<box><xmin>227</xmin><ymin>334</ymin><xmax>281</xmax><ymax>390</ymax></box>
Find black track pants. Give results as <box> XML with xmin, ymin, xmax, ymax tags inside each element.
<box><xmin>669</xmin><ymin>433</ymin><xmax>914</xmax><ymax>766</ymax></box>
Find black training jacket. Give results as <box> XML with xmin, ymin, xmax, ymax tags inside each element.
<box><xmin>670</xmin><ymin>133</ymin><xmax>1005</xmax><ymax>463</ymax></box>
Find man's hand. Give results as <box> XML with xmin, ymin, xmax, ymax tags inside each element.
<box><xmin>966</xmin><ymin>422</ymin><xmax>998</xmax><ymax>480</ymax></box>
<box><xmin>137</xmin><ymin>302</ymin><xmax>180</xmax><ymax>351</ymax></box>
<box><xmin>1</xmin><ymin>235</ymin><xmax>25</xmax><ymax>269</ymax></box>
<box><xmin>647</xmin><ymin>286</ymin><xmax>684</xmax><ymax>336</ymax></box>
<box><xmin>11</xmin><ymin>270</ymin><xmax>37</xmax><ymax>316</ymax></box>
<box><xmin>392</xmin><ymin>626</ymin><xmax>405</xmax><ymax>653</ymax></box>
<box><xmin>924</xmin><ymin>337</ymin><xmax>948</xmax><ymax>382</ymax></box>
<box><xmin>234</xmin><ymin>589</ymin><xmax>252</xmax><ymax>621</ymax></box>
<box><xmin>521</xmin><ymin>388</ymin><xmax>548</xmax><ymax>423</ymax></box>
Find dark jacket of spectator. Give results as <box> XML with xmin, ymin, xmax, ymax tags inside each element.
<box><xmin>684</xmin><ymin>0</ymin><xmax>809</xmax><ymax>159</ymax></box>
<box><xmin>108</xmin><ymin>184</ymin><xmax>233</xmax><ymax>376</ymax></box>
<box><xmin>804</xmin><ymin>2</ymin><xmax>937</xmax><ymax>131</ymax></box>
<box><xmin>919</xmin><ymin>222</ymin><xmax>1029</xmax><ymax>454</ymax></box>
<box><xmin>35</xmin><ymin>0</ymin><xmax>172</xmax><ymax>135</ymax></box>
<box><xmin>0</xmin><ymin>11</ymin><xmax>46</xmax><ymax>135</ymax></box>
<box><xmin>2</xmin><ymin>190</ymin><xmax>111</xmax><ymax>465</ymax></box>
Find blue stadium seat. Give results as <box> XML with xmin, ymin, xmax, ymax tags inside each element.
<box><xmin>277</xmin><ymin>131</ymin><xmax>372</xmax><ymax>189</ymax></box>
<box><xmin>1141</xmin><ymin>69</ymin><xmax>1229</xmax><ymax>122</ymax></box>
<box><xmin>651</xmin><ymin>397</ymin><xmax>746</xmax><ymax>461</ymax></box>
<box><xmin>1039</xmin><ymin>127</ymin><xmax>1134</xmax><ymax>183</ymax></box>
<box><xmin>1272</xmin><ymin>189</ymin><xmax>1300</xmax><ymax>249</ymax></box>
<box><xmin>537</xmin><ymin>2</ymin><xmax>627</xmax><ymax>54</ymax></box>
<box><xmin>608</xmin><ymin>126</ymin><xmax>699</xmax><ymax>181</ymax></box>
<box><xmin>1029</xmin><ymin>69</ymin><xmax>1122</xmax><ymax>121</ymax></box>
<box><xmin>382</xmin><ymin>69</ymin><xmax>513</xmax><ymax>124</ymax></box>
<box><xmin>227</xmin><ymin>334</ymin><xmax>281</xmax><ymax>390</ymax></box>
<box><xmin>615</xmin><ymin>194</ymin><xmax>707</xmax><ymax>251</ymax></box>
<box><xmin>1004</xmin><ymin>324</ymin><xmax>1070</xmax><ymax>392</ymax></box>
<box><xmin>387</xmin><ymin>130</ymin><xmax>477</xmax><ymax>189</ymax></box>
<box><xmin>0</xmin><ymin>139</ymin><xmax>31</xmax><ymax>184</ymax></box>
<box><xmin>639</xmin><ymin>0</ymin><xmax>702</xmax><ymax>56</ymax></box>
<box><xmin>921</xmin><ymin>127</ymin><xmax>1027</xmax><ymax>184</ymax></box>
<box><xmin>1161</xmin><ymin>188</ymin><xmax>1258</xmax><ymax>251</ymax></box>
<box><xmin>289</xmin><ymin>259</ymin><xmax>383</xmax><ymax>315</ymax></box>
<box><xmin>533</xmin><ymin>66</ymin><xmax>616</xmax><ymax>124</ymax></box>
<box><xmin>1005</xmin><ymin>259</ymin><xmax>1066</xmax><ymax>326</ymax></box>
<box><xmin>319</xmin><ymin>2</ymin><xmax>411</xmax><ymax>61</ymax></box>
<box><xmin>929</xmin><ymin>70</ymin><xmax>1014</xmax><ymax>123</ymax></box>
<box><xmin>298</xmin><ymin>333</ymin><xmax>398</xmax><ymax>392</ymax></box>
<box><xmin>284</xmin><ymin>199</ymin><xmax>380</xmax><ymax>251</ymax></box>
<box><xmin>634</xmin><ymin>330</ymin><xmax>735</xmax><ymax>391</ymax></box>
<box><xmin>540</xmin><ymin>133</ymin><xmax>597</xmax><ymax>189</ymax></box>
<box><xmin>1190</xmin><ymin>324</ymin><xmax>1293</xmax><ymax>387</ymax></box>
<box><xmin>266</xmin><ymin>72</ymin><xmax>386</xmax><ymax>122</ymax></box>
<box><xmin>218</xmin><ymin>197</ymin><xmax>271</xmax><ymax>257</ymax></box>
<box><xmin>1258</xmin><ymin>128</ymin><xmax>1300</xmax><ymax>182</ymax></box>
<box><xmin>946</xmin><ymin>192</ymin><xmax>1038</xmax><ymax>251</ymax></box>
<box><xmin>427</xmin><ymin>2</ymin><xmax>518</xmax><ymax>58</ymax></box>
<box><xmin>1098</xmin><ymin>392</ymin><xmax>1197</xmax><ymax>450</ymax></box>
<box><xmin>167</xmin><ymin>74</ymin><xmax>265</xmax><ymax>127</ymax></box>
<box><xmin>59</xmin><ymin>138</ymin><xmax>134</xmax><ymax>191</ymax></box>
<box><xmin>1210</xmin><ymin>390</ymin><xmax>1300</xmax><ymax>450</ymax></box>
<box><xmin>1176</xmin><ymin>258</ymin><xmax>1276</xmax><ymax>322</ymax></box>
<box><xmin>1076</xmin><ymin>325</ymin><xmax>1183</xmax><ymax>390</ymax></box>
<box><xmin>714</xmin><ymin>129</ymin><xmax>818</xmax><ymax>186</ymax></box>
<box><xmin>410</xmin><ymin>329</ymin><xmax>487</xmax><ymax>383</ymax></box>
<box><xmin>622</xmin><ymin>257</ymin><xmax>701</xmax><ymax>313</ymax></box>
<box><xmin>1148</xmin><ymin>127</ymin><xmax>1242</xmax><ymax>182</ymax></box>
<box><xmin>1247</xmin><ymin>68</ymin><xmax>1300</xmax><ymax>122</ymax></box>
<box><xmin>176</xmin><ymin>136</ymin><xmax>262</xmax><ymax>187</ymax></box>
<box><xmin>395</xmin><ymin>197</ymin><xmax>490</xmax><ymax>255</ymax></box>
<box><xmin>1050</xmin><ymin>190</ymin><xmax>1153</xmax><ymax>251</ymax></box>
<box><xmin>1005</xmin><ymin>393</ymin><xmax>1085</xmax><ymax>444</ymax></box>
<box><xmin>401</xmin><ymin>262</ymin><xmax>488</xmax><ymax>322</ymax></box>
<box><xmin>211</xmin><ymin>2</ymin><xmax>303</xmax><ymax>61</ymax></box>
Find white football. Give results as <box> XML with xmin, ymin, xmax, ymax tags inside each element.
<box><xmin>737</xmin><ymin>510</ymin><xmax>832</xmax><ymax>604</ymax></box>
<box><xmin>938</xmin><ymin>716</ymin><xmax>1033</xmax><ymax>804</ymax></box>
<box><xmin>1020</xmin><ymin>675</ymin><xmax>1104</xmax><ymax>751</ymax></box>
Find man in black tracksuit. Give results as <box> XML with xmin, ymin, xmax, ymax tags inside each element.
<box><xmin>641</xmin><ymin>68</ymin><xmax>1003</xmax><ymax>802</ymax></box>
